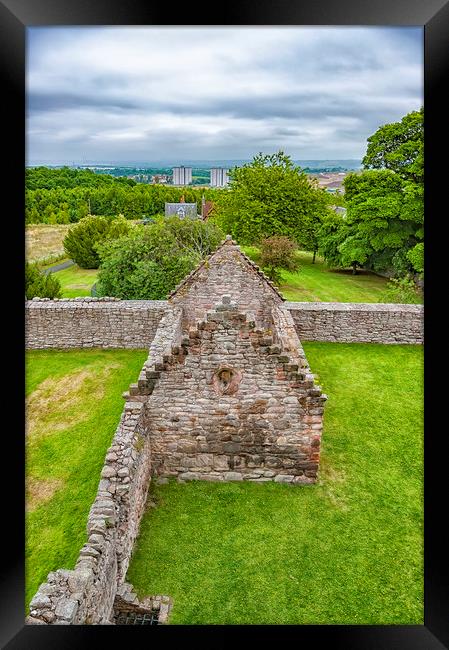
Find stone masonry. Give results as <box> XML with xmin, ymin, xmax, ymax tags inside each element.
<box><xmin>26</xmin><ymin>235</ymin><xmax>422</xmax><ymax>625</ymax></box>
<box><xmin>25</xmin><ymin>298</ymin><xmax>167</xmax><ymax>349</ymax></box>
<box><xmin>25</xmin><ymin>300</ymin><xmax>423</xmax><ymax>349</ymax></box>
<box><xmin>286</xmin><ymin>301</ymin><xmax>423</xmax><ymax>344</ymax></box>
<box><xmin>145</xmin><ymin>298</ymin><xmax>325</xmax><ymax>483</ymax></box>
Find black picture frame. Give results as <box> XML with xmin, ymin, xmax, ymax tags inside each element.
<box><xmin>2</xmin><ymin>0</ymin><xmax>447</xmax><ymax>647</ymax></box>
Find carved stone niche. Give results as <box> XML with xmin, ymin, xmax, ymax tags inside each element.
<box><xmin>212</xmin><ymin>364</ymin><xmax>242</xmax><ymax>396</ymax></box>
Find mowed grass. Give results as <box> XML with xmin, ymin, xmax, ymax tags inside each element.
<box><xmin>127</xmin><ymin>343</ymin><xmax>423</xmax><ymax>625</ymax></box>
<box><xmin>243</xmin><ymin>246</ymin><xmax>395</xmax><ymax>303</ymax></box>
<box><xmin>26</xmin><ymin>224</ymin><xmax>71</xmax><ymax>263</ymax></box>
<box><xmin>25</xmin><ymin>348</ymin><xmax>148</xmax><ymax>609</ymax></box>
<box><xmin>52</xmin><ymin>265</ymin><xmax>99</xmax><ymax>297</ymax></box>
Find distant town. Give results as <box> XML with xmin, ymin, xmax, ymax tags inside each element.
<box><xmin>27</xmin><ymin>161</ymin><xmax>360</xmax><ymax>194</ymax></box>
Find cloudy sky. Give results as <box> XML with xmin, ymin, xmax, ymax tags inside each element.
<box><xmin>26</xmin><ymin>27</ymin><xmax>423</xmax><ymax>165</ymax></box>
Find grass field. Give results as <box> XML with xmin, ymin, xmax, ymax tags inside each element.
<box><xmin>243</xmin><ymin>247</ymin><xmax>395</xmax><ymax>302</ymax></box>
<box><xmin>26</xmin><ymin>224</ymin><xmax>71</xmax><ymax>263</ymax></box>
<box><xmin>52</xmin><ymin>265</ymin><xmax>99</xmax><ymax>297</ymax></box>
<box><xmin>127</xmin><ymin>343</ymin><xmax>423</xmax><ymax>625</ymax></box>
<box><xmin>25</xmin><ymin>348</ymin><xmax>148</xmax><ymax>609</ymax></box>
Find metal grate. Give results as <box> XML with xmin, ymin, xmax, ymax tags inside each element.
<box><xmin>114</xmin><ymin>610</ymin><xmax>160</xmax><ymax>625</ymax></box>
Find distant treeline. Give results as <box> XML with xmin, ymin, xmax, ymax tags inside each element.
<box><xmin>25</xmin><ymin>167</ymin><xmax>222</xmax><ymax>223</ymax></box>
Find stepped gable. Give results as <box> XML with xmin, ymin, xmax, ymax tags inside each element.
<box><xmin>168</xmin><ymin>235</ymin><xmax>284</xmax><ymax>328</ymax></box>
<box><xmin>143</xmin><ymin>295</ymin><xmax>326</xmax><ymax>484</ymax></box>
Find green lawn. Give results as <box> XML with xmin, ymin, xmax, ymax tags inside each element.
<box><xmin>127</xmin><ymin>343</ymin><xmax>423</xmax><ymax>624</ymax></box>
<box><xmin>243</xmin><ymin>247</ymin><xmax>403</xmax><ymax>303</ymax></box>
<box><xmin>52</xmin><ymin>265</ymin><xmax>98</xmax><ymax>297</ymax></box>
<box><xmin>25</xmin><ymin>349</ymin><xmax>148</xmax><ymax>609</ymax></box>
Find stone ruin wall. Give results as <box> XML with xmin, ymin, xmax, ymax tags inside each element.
<box><xmin>25</xmin><ymin>239</ymin><xmax>423</xmax><ymax>625</ymax></box>
<box><xmin>27</xmin><ymin>396</ymin><xmax>152</xmax><ymax>625</ymax></box>
<box><xmin>168</xmin><ymin>243</ymin><xmax>283</xmax><ymax>329</ymax></box>
<box><xmin>25</xmin><ymin>298</ymin><xmax>168</xmax><ymax>349</ymax></box>
<box><xmin>25</xmin><ymin>299</ymin><xmax>423</xmax><ymax>348</ymax></box>
<box><xmin>26</xmin><ymin>297</ymin><xmax>327</xmax><ymax>624</ymax></box>
<box><xmin>145</xmin><ymin>299</ymin><xmax>325</xmax><ymax>484</ymax></box>
<box><xmin>286</xmin><ymin>301</ymin><xmax>423</xmax><ymax>344</ymax></box>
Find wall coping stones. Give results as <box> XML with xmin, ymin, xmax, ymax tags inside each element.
<box><xmin>284</xmin><ymin>301</ymin><xmax>423</xmax><ymax>313</ymax></box>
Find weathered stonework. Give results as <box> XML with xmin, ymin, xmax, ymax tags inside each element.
<box><xmin>26</xmin><ymin>236</ymin><xmax>423</xmax><ymax>625</ymax></box>
<box><xmin>144</xmin><ymin>298</ymin><xmax>325</xmax><ymax>484</ymax></box>
<box><xmin>286</xmin><ymin>301</ymin><xmax>423</xmax><ymax>344</ymax></box>
<box><xmin>25</xmin><ymin>300</ymin><xmax>423</xmax><ymax>349</ymax></box>
<box><xmin>168</xmin><ymin>237</ymin><xmax>284</xmax><ymax>328</ymax></box>
<box><xmin>27</xmin><ymin>398</ymin><xmax>152</xmax><ymax>625</ymax></box>
<box><xmin>25</xmin><ymin>298</ymin><xmax>168</xmax><ymax>349</ymax></box>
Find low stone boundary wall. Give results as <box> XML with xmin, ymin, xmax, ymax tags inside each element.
<box><xmin>27</xmin><ymin>395</ymin><xmax>152</xmax><ymax>625</ymax></box>
<box><xmin>25</xmin><ymin>299</ymin><xmax>423</xmax><ymax>349</ymax></box>
<box><xmin>285</xmin><ymin>302</ymin><xmax>423</xmax><ymax>344</ymax></box>
<box><xmin>25</xmin><ymin>298</ymin><xmax>169</xmax><ymax>349</ymax></box>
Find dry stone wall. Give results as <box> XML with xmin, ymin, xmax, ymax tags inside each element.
<box><xmin>25</xmin><ymin>237</ymin><xmax>423</xmax><ymax>626</ymax></box>
<box><xmin>25</xmin><ymin>298</ymin><xmax>168</xmax><ymax>349</ymax></box>
<box><xmin>25</xmin><ymin>300</ymin><xmax>423</xmax><ymax>349</ymax></box>
<box><xmin>286</xmin><ymin>302</ymin><xmax>423</xmax><ymax>344</ymax></box>
<box><xmin>27</xmin><ymin>395</ymin><xmax>152</xmax><ymax>625</ymax></box>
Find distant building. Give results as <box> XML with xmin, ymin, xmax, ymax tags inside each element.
<box><xmin>210</xmin><ymin>168</ymin><xmax>229</xmax><ymax>187</ymax></box>
<box><xmin>151</xmin><ymin>174</ymin><xmax>170</xmax><ymax>184</ymax></box>
<box><xmin>165</xmin><ymin>202</ymin><xmax>197</xmax><ymax>219</ymax></box>
<box><xmin>201</xmin><ymin>195</ymin><xmax>214</xmax><ymax>220</ymax></box>
<box><xmin>172</xmin><ymin>166</ymin><xmax>192</xmax><ymax>185</ymax></box>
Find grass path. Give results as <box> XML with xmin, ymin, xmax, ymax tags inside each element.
<box><xmin>25</xmin><ymin>349</ymin><xmax>148</xmax><ymax>609</ymax></box>
<box><xmin>127</xmin><ymin>343</ymin><xmax>423</xmax><ymax>625</ymax></box>
<box><xmin>243</xmin><ymin>247</ymin><xmax>394</xmax><ymax>303</ymax></box>
<box><xmin>52</xmin><ymin>265</ymin><xmax>99</xmax><ymax>297</ymax></box>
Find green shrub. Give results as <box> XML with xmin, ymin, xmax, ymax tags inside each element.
<box><xmin>379</xmin><ymin>275</ymin><xmax>422</xmax><ymax>304</ymax></box>
<box><xmin>63</xmin><ymin>215</ymin><xmax>132</xmax><ymax>269</ymax></box>
<box><xmin>259</xmin><ymin>235</ymin><xmax>299</xmax><ymax>283</ymax></box>
<box><xmin>96</xmin><ymin>216</ymin><xmax>224</xmax><ymax>300</ymax></box>
<box><xmin>406</xmin><ymin>242</ymin><xmax>424</xmax><ymax>276</ymax></box>
<box><xmin>25</xmin><ymin>262</ymin><xmax>62</xmax><ymax>299</ymax></box>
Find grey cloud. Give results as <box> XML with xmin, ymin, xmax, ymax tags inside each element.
<box><xmin>28</xmin><ymin>92</ymin><xmax>140</xmax><ymax>113</ymax></box>
<box><xmin>26</xmin><ymin>26</ymin><xmax>423</xmax><ymax>162</ymax></box>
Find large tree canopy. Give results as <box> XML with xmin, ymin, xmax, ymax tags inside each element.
<box><xmin>362</xmin><ymin>107</ymin><xmax>423</xmax><ymax>183</ymax></box>
<box><xmin>214</xmin><ymin>151</ymin><xmax>329</xmax><ymax>248</ymax></box>
<box><xmin>341</xmin><ymin>170</ymin><xmax>422</xmax><ymax>275</ymax></box>
<box><xmin>318</xmin><ymin>108</ymin><xmax>424</xmax><ymax>277</ymax></box>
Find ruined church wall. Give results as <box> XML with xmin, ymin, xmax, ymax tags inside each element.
<box><xmin>169</xmin><ymin>244</ymin><xmax>282</xmax><ymax>328</ymax></box>
<box><xmin>146</xmin><ymin>303</ymin><xmax>325</xmax><ymax>484</ymax></box>
<box><xmin>26</xmin><ymin>308</ymin><xmax>188</xmax><ymax>625</ymax></box>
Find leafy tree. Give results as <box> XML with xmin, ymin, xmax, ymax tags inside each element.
<box><xmin>362</xmin><ymin>107</ymin><xmax>423</xmax><ymax>183</ymax></box>
<box><xmin>214</xmin><ymin>151</ymin><xmax>329</xmax><ymax>248</ymax></box>
<box><xmin>343</xmin><ymin>169</ymin><xmax>422</xmax><ymax>275</ymax></box>
<box><xmin>407</xmin><ymin>242</ymin><xmax>424</xmax><ymax>276</ymax></box>
<box><xmin>25</xmin><ymin>262</ymin><xmax>62</xmax><ymax>299</ymax></box>
<box><xmin>161</xmin><ymin>215</ymin><xmax>224</xmax><ymax>258</ymax></box>
<box><xmin>63</xmin><ymin>215</ymin><xmax>132</xmax><ymax>269</ymax></box>
<box><xmin>259</xmin><ymin>236</ymin><xmax>299</xmax><ymax>283</ymax></box>
<box><xmin>317</xmin><ymin>211</ymin><xmax>348</xmax><ymax>268</ymax></box>
<box><xmin>96</xmin><ymin>216</ymin><xmax>224</xmax><ymax>300</ymax></box>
